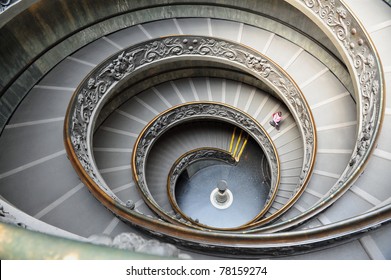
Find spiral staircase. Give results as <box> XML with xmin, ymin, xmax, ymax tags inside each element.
<box><xmin>0</xmin><ymin>0</ymin><xmax>390</xmax><ymax>259</ymax></box>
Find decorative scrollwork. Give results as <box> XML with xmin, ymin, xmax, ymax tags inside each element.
<box><xmin>62</xmin><ymin>0</ymin><xmax>387</xmax><ymax>252</ymax></box>
<box><xmin>166</xmin><ymin>148</ymin><xmax>238</xmax><ymax>225</ymax></box>
<box><xmin>0</xmin><ymin>0</ymin><xmax>18</xmax><ymax>14</ymax></box>
<box><xmin>291</xmin><ymin>0</ymin><xmax>383</xmax><ymax>219</ymax></box>
<box><xmin>244</xmin><ymin>0</ymin><xmax>386</xmax><ymax>234</ymax></box>
<box><xmin>167</xmin><ymin>148</ymin><xmax>236</xmax><ymax>207</ymax></box>
<box><xmin>65</xmin><ymin>35</ymin><xmax>315</xmax><ymax>232</ymax></box>
<box><xmin>301</xmin><ymin>0</ymin><xmax>381</xmax><ymax>171</ymax></box>
<box><xmin>68</xmin><ymin>36</ymin><xmax>315</xmax><ymax>217</ymax></box>
<box><xmin>133</xmin><ymin>103</ymin><xmax>280</xmax><ymax>227</ymax></box>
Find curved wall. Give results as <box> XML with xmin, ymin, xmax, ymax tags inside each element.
<box><xmin>0</xmin><ymin>0</ymin><xmax>350</xmax><ymax>132</ymax></box>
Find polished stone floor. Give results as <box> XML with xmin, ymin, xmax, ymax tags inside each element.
<box><xmin>175</xmin><ymin>137</ymin><xmax>270</xmax><ymax>228</ymax></box>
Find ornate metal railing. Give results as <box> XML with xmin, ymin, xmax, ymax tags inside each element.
<box><xmin>1</xmin><ymin>0</ymin><xmax>387</xmax><ymax>257</ymax></box>
<box><xmin>65</xmin><ymin>35</ymin><xmax>316</xmax><ymax>232</ymax></box>
<box><xmin>254</xmin><ymin>0</ymin><xmax>387</xmax><ymax>233</ymax></box>
<box><xmin>132</xmin><ymin>103</ymin><xmax>280</xmax><ymax>230</ymax></box>
<box><xmin>61</xmin><ymin>0</ymin><xmax>389</xmax><ymax>252</ymax></box>
<box><xmin>166</xmin><ymin>146</ymin><xmax>276</xmax><ymax>229</ymax></box>
<box><xmin>0</xmin><ymin>0</ymin><xmax>19</xmax><ymax>14</ymax></box>
<box><xmin>261</xmin><ymin>154</ymin><xmax>272</xmax><ymax>188</ymax></box>
<box><xmin>166</xmin><ymin>148</ymin><xmax>237</xmax><ymax>225</ymax></box>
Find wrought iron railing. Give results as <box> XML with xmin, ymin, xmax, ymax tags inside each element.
<box><xmin>0</xmin><ymin>0</ymin><xmax>387</xmax><ymax>257</ymax></box>
<box><xmin>255</xmin><ymin>0</ymin><xmax>386</xmax><ymax>233</ymax></box>
<box><xmin>65</xmin><ymin>36</ymin><xmax>316</xmax><ymax>234</ymax></box>
<box><xmin>0</xmin><ymin>0</ymin><xmax>19</xmax><ymax>14</ymax></box>
<box><xmin>132</xmin><ymin>103</ymin><xmax>280</xmax><ymax>230</ymax></box>
<box><xmin>62</xmin><ymin>0</ymin><xmax>388</xmax><ymax>253</ymax></box>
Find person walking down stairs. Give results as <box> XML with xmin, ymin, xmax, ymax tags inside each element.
<box><xmin>269</xmin><ymin>112</ymin><xmax>282</xmax><ymax>131</ymax></box>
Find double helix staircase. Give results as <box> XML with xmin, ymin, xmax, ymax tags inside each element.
<box><xmin>0</xmin><ymin>0</ymin><xmax>390</xmax><ymax>259</ymax></box>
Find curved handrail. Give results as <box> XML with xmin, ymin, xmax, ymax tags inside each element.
<box><xmin>0</xmin><ymin>0</ymin><xmax>384</xmax><ymax>257</ymax></box>
<box><xmin>167</xmin><ymin>148</ymin><xmax>237</xmax><ymax>226</ymax></box>
<box><xmin>132</xmin><ymin>102</ymin><xmax>280</xmax><ymax>230</ymax></box>
<box><xmin>0</xmin><ymin>1</ymin><xmax>14</xmax><ymax>14</ymax></box>
<box><xmin>166</xmin><ymin>146</ymin><xmax>275</xmax><ymax>229</ymax></box>
<box><xmin>64</xmin><ymin>35</ymin><xmax>316</xmax><ymax>230</ymax></box>
<box><xmin>252</xmin><ymin>0</ymin><xmax>387</xmax><ymax>233</ymax></box>
<box><xmin>58</xmin><ymin>0</ymin><xmax>387</xmax><ymax>254</ymax></box>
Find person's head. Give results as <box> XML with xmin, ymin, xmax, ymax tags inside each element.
<box><xmin>278</xmin><ymin>112</ymin><xmax>282</xmax><ymax>116</ymax></box>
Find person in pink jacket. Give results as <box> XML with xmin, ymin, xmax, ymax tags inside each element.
<box><xmin>269</xmin><ymin>111</ymin><xmax>282</xmax><ymax>131</ymax></box>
